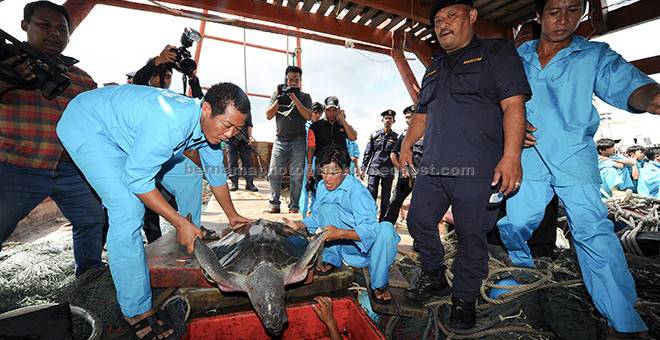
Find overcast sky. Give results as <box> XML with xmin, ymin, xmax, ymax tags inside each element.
<box><xmin>1</xmin><ymin>0</ymin><xmax>658</xmax><ymax>152</ymax></box>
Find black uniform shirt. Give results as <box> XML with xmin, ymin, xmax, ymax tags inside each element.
<box><xmin>393</xmin><ymin>129</ymin><xmax>424</xmax><ymax>172</ymax></box>
<box><xmin>362</xmin><ymin>128</ymin><xmax>399</xmax><ymax>177</ymax></box>
<box><xmin>416</xmin><ymin>37</ymin><xmax>531</xmax><ymax>178</ymax></box>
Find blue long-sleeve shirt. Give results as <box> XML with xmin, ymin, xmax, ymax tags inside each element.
<box><xmin>58</xmin><ymin>84</ymin><xmax>227</xmax><ymax>194</ymax></box>
<box><xmin>638</xmin><ymin>161</ymin><xmax>660</xmax><ymax>198</ymax></box>
<box><xmin>517</xmin><ymin>36</ymin><xmax>655</xmax><ymax>186</ymax></box>
<box><xmin>303</xmin><ymin>175</ymin><xmax>378</xmax><ymax>254</ymax></box>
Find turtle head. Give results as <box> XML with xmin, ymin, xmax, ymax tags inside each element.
<box><xmin>246</xmin><ymin>263</ymin><xmax>287</xmax><ymax>336</ymax></box>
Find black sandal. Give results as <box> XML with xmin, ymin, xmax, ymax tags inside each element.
<box><xmin>128</xmin><ymin>314</ymin><xmax>174</xmax><ymax>340</ymax></box>
<box><xmin>371</xmin><ymin>287</ymin><xmax>392</xmax><ymax>305</ymax></box>
<box><xmin>314</xmin><ymin>262</ymin><xmax>336</xmax><ymax>276</ymax></box>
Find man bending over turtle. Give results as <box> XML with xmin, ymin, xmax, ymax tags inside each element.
<box><xmin>284</xmin><ymin>145</ymin><xmax>400</xmax><ymax>304</ymax></box>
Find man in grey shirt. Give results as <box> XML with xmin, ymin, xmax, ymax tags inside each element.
<box><xmin>265</xmin><ymin>66</ymin><xmax>313</xmax><ymax>213</ymax></box>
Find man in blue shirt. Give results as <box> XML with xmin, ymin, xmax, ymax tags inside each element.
<box><xmin>57</xmin><ymin>83</ymin><xmax>252</xmax><ymax>339</ymax></box>
<box><xmin>497</xmin><ymin>0</ymin><xmax>660</xmax><ymax>336</ymax></box>
<box><xmin>285</xmin><ymin>145</ymin><xmax>400</xmax><ymax>304</ymax></box>
<box><xmin>638</xmin><ymin>147</ymin><xmax>660</xmax><ymax>198</ymax></box>
<box><xmin>597</xmin><ymin>138</ymin><xmax>637</xmax><ymax>198</ymax></box>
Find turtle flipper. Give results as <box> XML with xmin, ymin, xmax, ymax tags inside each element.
<box><xmin>284</xmin><ymin>230</ymin><xmax>328</xmax><ymax>284</ymax></box>
<box><xmin>194</xmin><ymin>238</ymin><xmax>244</xmax><ymax>291</ymax></box>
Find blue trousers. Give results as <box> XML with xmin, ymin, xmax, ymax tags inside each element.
<box><xmin>62</xmin><ymin>136</ymin><xmax>202</xmax><ymax>317</ymax></box>
<box><xmin>0</xmin><ymin>160</ymin><xmax>105</xmax><ymax>276</ymax></box>
<box><xmin>268</xmin><ymin>136</ymin><xmax>305</xmax><ymax>210</ymax></box>
<box><xmin>498</xmin><ymin>180</ymin><xmax>647</xmax><ymax>332</ymax></box>
<box><xmin>321</xmin><ymin>221</ymin><xmax>400</xmax><ymax>290</ymax></box>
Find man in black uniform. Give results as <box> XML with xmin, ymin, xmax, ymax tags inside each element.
<box><xmin>227</xmin><ymin>112</ymin><xmax>259</xmax><ymax>192</ymax></box>
<box><xmin>383</xmin><ymin>105</ymin><xmax>423</xmax><ymax>224</ymax></box>
<box><xmin>307</xmin><ymin>96</ymin><xmax>358</xmax><ymax>186</ymax></box>
<box><xmin>399</xmin><ymin>0</ymin><xmax>530</xmax><ymax>330</ymax></box>
<box><xmin>361</xmin><ymin>110</ymin><xmax>398</xmax><ymax>221</ymax></box>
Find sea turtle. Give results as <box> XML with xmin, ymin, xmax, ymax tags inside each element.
<box><xmin>194</xmin><ymin>219</ymin><xmax>327</xmax><ymax>335</ymax></box>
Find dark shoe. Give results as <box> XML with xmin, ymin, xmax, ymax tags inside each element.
<box><xmin>288</xmin><ymin>208</ymin><xmax>299</xmax><ymax>214</ymax></box>
<box><xmin>229</xmin><ymin>182</ymin><xmax>239</xmax><ymax>191</ymax></box>
<box><xmin>449</xmin><ymin>296</ymin><xmax>476</xmax><ymax>330</ymax></box>
<box><xmin>245</xmin><ymin>182</ymin><xmax>259</xmax><ymax>192</ymax></box>
<box><xmin>264</xmin><ymin>207</ymin><xmax>280</xmax><ymax>214</ymax></box>
<box><xmin>405</xmin><ymin>268</ymin><xmax>451</xmax><ymax>302</ymax></box>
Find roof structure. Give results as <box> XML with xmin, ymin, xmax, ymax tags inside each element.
<box><xmin>62</xmin><ymin>0</ymin><xmax>660</xmax><ymax>100</ymax></box>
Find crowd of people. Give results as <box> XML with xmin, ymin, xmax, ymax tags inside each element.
<box><xmin>597</xmin><ymin>139</ymin><xmax>660</xmax><ymax>198</ymax></box>
<box><xmin>1</xmin><ymin>0</ymin><xmax>660</xmax><ymax>339</ymax></box>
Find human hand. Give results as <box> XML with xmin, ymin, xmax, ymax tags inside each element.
<box><xmin>2</xmin><ymin>55</ymin><xmax>36</xmax><ymax>82</ymax></box>
<box><xmin>282</xmin><ymin>217</ymin><xmax>306</xmax><ymax>231</ymax></box>
<box><xmin>337</xmin><ymin>110</ymin><xmax>346</xmax><ymax>124</ymax></box>
<box><xmin>175</xmin><ymin>218</ymin><xmax>203</xmax><ymax>254</ymax></box>
<box><xmin>323</xmin><ymin>226</ymin><xmax>345</xmax><ymax>242</ymax></box>
<box><xmin>154</xmin><ymin>45</ymin><xmax>177</xmax><ymax>66</ymax></box>
<box><xmin>523</xmin><ymin>121</ymin><xmax>537</xmax><ymax>148</ymax></box>
<box><xmin>312</xmin><ymin>296</ymin><xmax>336</xmax><ymax>327</ymax></box>
<box><xmin>307</xmin><ymin>165</ymin><xmax>314</xmax><ymax>180</ymax></box>
<box><xmin>398</xmin><ymin>149</ymin><xmax>413</xmax><ymax>178</ymax></box>
<box><xmin>229</xmin><ymin>215</ymin><xmax>252</xmax><ymax>229</ymax></box>
<box><xmin>491</xmin><ymin>155</ymin><xmax>522</xmax><ymax>196</ymax></box>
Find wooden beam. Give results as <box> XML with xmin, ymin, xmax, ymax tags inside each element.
<box><xmin>392</xmin><ymin>30</ymin><xmax>432</xmax><ymax>68</ymax></box>
<box><xmin>317</xmin><ymin>0</ymin><xmax>334</xmax><ymax>16</ymax></box>
<box><xmin>392</xmin><ymin>32</ymin><xmax>420</xmax><ymax>102</ymax></box>
<box><xmin>577</xmin><ymin>0</ymin><xmax>660</xmax><ymax>38</ymax></box>
<box><xmin>158</xmin><ymin>0</ymin><xmax>400</xmax><ymax>51</ymax></box>
<box><xmin>349</xmin><ymin>0</ymin><xmax>509</xmax><ymax>38</ymax></box>
<box><xmin>96</xmin><ymin>0</ymin><xmax>392</xmax><ymax>56</ymax></box>
<box><xmin>62</xmin><ymin>0</ymin><xmax>97</xmax><ymax>33</ymax></box>
<box><xmin>631</xmin><ymin>55</ymin><xmax>660</xmax><ymax>76</ymax></box>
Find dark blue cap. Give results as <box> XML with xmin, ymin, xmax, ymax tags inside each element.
<box><xmin>403</xmin><ymin>105</ymin><xmax>416</xmax><ymax>114</ymax></box>
<box><xmin>381</xmin><ymin>109</ymin><xmax>396</xmax><ymax>117</ymax></box>
<box><xmin>430</xmin><ymin>0</ymin><xmax>474</xmax><ymax>25</ymax></box>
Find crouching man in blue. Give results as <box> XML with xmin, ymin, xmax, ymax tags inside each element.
<box><xmin>497</xmin><ymin>0</ymin><xmax>660</xmax><ymax>337</ymax></box>
<box><xmin>284</xmin><ymin>145</ymin><xmax>400</xmax><ymax>304</ymax></box>
<box><xmin>57</xmin><ymin>83</ymin><xmax>251</xmax><ymax>339</ymax></box>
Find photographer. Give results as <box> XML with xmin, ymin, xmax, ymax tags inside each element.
<box><xmin>132</xmin><ymin>44</ymin><xmax>203</xmax><ymax>99</ymax></box>
<box><xmin>0</xmin><ymin>1</ymin><xmax>105</xmax><ymax>277</ymax></box>
<box><xmin>264</xmin><ymin>65</ymin><xmax>313</xmax><ymax>214</ymax></box>
<box><xmin>227</xmin><ymin>112</ymin><xmax>258</xmax><ymax>192</ymax></box>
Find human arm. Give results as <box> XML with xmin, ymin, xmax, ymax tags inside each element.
<box><xmin>198</xmin><ymin>144</ymin><xmax>251</xmax><ymax>228</ymax></box>
<box><xmin>133</xmin><ymin>45</ymin><xmax>177</xmax><ymax>86</ymax></box>
<box><xmin>307</xmin><ymin>128</ymin><xmax>316</xmax><ymax>178</ymax></box>
<box><xmin>188</xmin><ymin>74</ymin><xmax>204</xmax><ymax>99</ymax></box>
<box><xmin>266</xmin><ymin>91</ymin><xmax>278</xmax><ymax>120</ymax></box>
<box><xmin>399</xmin><ymin>114</ymin><xmax>426</xmax><ymax>177</ymax></box>
<box><xmin>628</xmin><ymin>84</ymin><xmax>660</xmax><ymax>114</ymax></box>
<box><xmin>492</xmin><ymin>95</ymin><xmax>526</xmax><ymax>195</ymax></box>
<box><xmin>290</xmin><ymin>92</ymin><xmax>312</xmax><ymax>121</ymax></box>
<box><xmin>312</xmin><ymin>296</ymin><xmax>341</xmax><ymax>340</ymax></box>
<box><xmin>337</xmin><ymin>109</ymin><xmax>357</xmax><ymax>141</ymax></box>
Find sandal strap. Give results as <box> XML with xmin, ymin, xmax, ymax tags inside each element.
<box><xmin>129</xmin><ymin>315</ymin><xmax>173</xmax><ymax>340</ymax></box>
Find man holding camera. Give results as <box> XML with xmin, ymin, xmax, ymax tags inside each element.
<box><xmin>133</xmin><ymin>44</ymin><xmax>203</xmax><ymax>99</ymax></box>
<box><xmin>265</xmin><ymin>66</ymin><xmax>313</xmax><ymax>214</ymax></box>
<box><xmin>0</xmin><ymin>1</ymin><xmax>105</xmax><ymax>277</ymax></box>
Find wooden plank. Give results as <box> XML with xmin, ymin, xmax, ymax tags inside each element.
<box><xmin>343</xmin><ymin>4</ymin><xmax>364</xmax><ymax>22</ymax></box>
<box><xmin>286</xmin><ymin>0</ymin><xmax>299</xmax><ymax>8</ymax></box>
<box><xmin>368</xmin><ymin>11</ymin><xmax>391</xmax><ymax>28</ymax></box>
<box><xmin>301</xmin><ymin>0</ymin><xmax>316</xmax><ymax>12</ymax></box>
<box><xmin>357</xmin><ymin>7</ymin><xmax>379</xmax><ymax>25</ymax></box>
<box><xmin>317</xmin><ymin>0</ymin><xmax>334</xmax><ymax>15</ymax></box>
<box><xmin>382</xmin><ymin>16</ymin><xmax>406</xmax><ymax>31</ymax></box>
<box><xmin>632</xmin><ymin>55</ymin><xmax>660</xmax><ymax>76</ymax></box>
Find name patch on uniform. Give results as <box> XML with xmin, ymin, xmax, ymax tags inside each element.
<box><xmin>463</xmin><ymin>57</ymin><xmax>483</xmax><ymax>65</ymax></box>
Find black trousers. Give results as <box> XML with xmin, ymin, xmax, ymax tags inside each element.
<box><xmin>367</xmin><ymin>175</ymin><xmax>394</xmax><ymax>221</ymax></box>
<box><xmin>407</xmin><ymin>175</ymin><xmax>500</xmax><ymax>301</ymax></box>
<box><xmin>227</xmin><ymin>142</ymin><xmax>254</xmax><ymax>184</ymax></box>
<box><xmin>383</xmin><ymin>176</ymin><xmax>413</xmax><ymax>224</ymax></box>
<box><xmin>142</xmin><ymin>184</ymin><xmax>177</xmax><ymax>244</ymax></box>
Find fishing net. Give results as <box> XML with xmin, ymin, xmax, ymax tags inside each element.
<box><xmin>384</xmin><ymin>233</ymin><xmax>660</xmax><ymax>340</ymax></box>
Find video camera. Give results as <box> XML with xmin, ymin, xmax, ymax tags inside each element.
<box><xmin>276</xmin><ymin>83</ymin><xmax>300</xmax><ymax>105</ymax></box>
<box><xmin>169</xmin><ymin>27</ymin><xmax>201</xmax><ymax>77</ymax></box>
<box><xmin>0</xmin><ymin>28</ymin><xmax>71</xmax><ymax>100</ymax></box>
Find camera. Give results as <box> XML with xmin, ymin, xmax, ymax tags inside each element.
<box><xmin>169</xmin><ymin>28</ymin><xmax>201</xmax><ymax>77</ymax></box>
<box><xmin>0</xmin><ymin>28</ymin><xmax>71</xmax><ymax>100</ymax></box>
<box><xmin>276</xmin><ymin>84</ymin><xmax>300</xmax><ymax>104</ymax></box>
